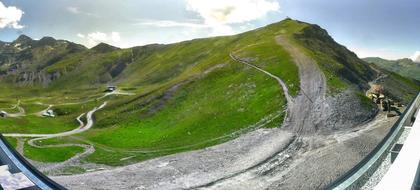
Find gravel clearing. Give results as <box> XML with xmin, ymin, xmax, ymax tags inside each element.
<box><xmin>53</xmin><ymin>129</ymin><xmax>295</xmax><ymax>190</ymax></box>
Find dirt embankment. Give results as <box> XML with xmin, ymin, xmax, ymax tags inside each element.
<box><xmin>275</xmin><ymin>36</ymin><xmax>376</xmax><ymax>134</ymax></box>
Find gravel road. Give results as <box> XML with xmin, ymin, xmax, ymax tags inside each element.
<box><xmin>7</xmin><ymin>100</ymin><xmax>26</xmax><ymax>117</ymax></box>
<box><xmin>4</xmin><ymin>102</ymin><xmax>107</xmax><ymax>138</ymax></box>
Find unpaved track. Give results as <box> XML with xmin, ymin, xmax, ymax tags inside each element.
<box><xmin>70</xmin><ymin>111</ymin><xmax>283</xmax><ymax>155</ymax></box>
<box><xmin>275</xmin><ymin>36</ymin><xmax>327</xmax><ymax>134</ymax></box>
<box><xmin>4</xmin><ymin>102</ymin><xmax>107</xmax><ymax>138</ymax></box>
<box><xmin>4</xmin><ymin>103</ymin><xmax>106</xmax><ymax>172</ymax></box>
<box><xmin>53</xmin><ymin>129</ymin><xmax>294</xmax><ymax>190</ymax></box>
<box><xmin>98</xmin><ymin>90</ymin><xmax>135</xmax><ymax>100</ymax></box>
<box><xmin>33</xmin><ymin>105</ymin><xmax>53</xmax><ymax>116</ymax></box>
<box><xmin>7</xmin><ymin>100</ymin><xmax>26</xmax><ymax>117</ymax></box>
<box><xmin>230</xmin><ymin>53</ymin><xmax>293</xmax><ymax>105</ymax></box>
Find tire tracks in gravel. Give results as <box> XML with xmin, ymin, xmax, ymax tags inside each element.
<box><xmin>4</xmin><ymin>102</ymin><xmax>107</xmax><ymax>172</ymax></box>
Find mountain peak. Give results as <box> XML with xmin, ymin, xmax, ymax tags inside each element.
<box><xmin>91</xmin><ymin>42</ymin><xmax>119</xmax><ymax>53</ymax></box>
<box><xmin>36</xmin><ymin>36</ymin><xmax>57</xmax><ymax>46</ymax></box>
<box><xmin>39</xmin><ymin>36</ymin><xmax>56</xmax><ymax>41</ymax></box>
<box><xmin>14</xmin><ymin>34</ymin><xmax>33</xmax><ymax>44</ymax></box>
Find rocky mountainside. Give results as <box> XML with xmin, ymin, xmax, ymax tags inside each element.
<box><xmin>293</xmin><ymin>24</ymin><xmax>376</xmax><ymax>90</ymax></box>
<box><xmin>0</xmin><ymin>35</ymin><xmax>86</xmax><ymax>86</ymax></box>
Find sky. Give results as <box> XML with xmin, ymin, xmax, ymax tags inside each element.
<box><xmin>0</xmin><ymin>0</ymin><xmax>419</xmax><ymax>61</ymax></box>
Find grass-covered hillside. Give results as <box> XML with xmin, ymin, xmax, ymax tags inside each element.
<box><xmin>364</xmin><ymin>57</ymin><xmax>420</xmax><ymax>81</ymax></box>
<box><xmin>0</xmin><ymin>19</ymin><xmax>418</xmax><ymax>169</ymax></box>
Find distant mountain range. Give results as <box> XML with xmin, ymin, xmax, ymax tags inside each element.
<box><xmin>364</xmin><ymin>57</ymin><xmax>420</xmax><ymax>81</ymax></box>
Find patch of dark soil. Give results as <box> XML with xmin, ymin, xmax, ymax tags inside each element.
<box><xmin>147</xmin><ymin>80</ymin><xmax>191</xmax><ymax>114</ymax></box>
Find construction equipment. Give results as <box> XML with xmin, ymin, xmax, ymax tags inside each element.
<box><xmin>367</xmin><ymin>92</ymin><xmax>386</xmax><ymax>104</ymax></box>
<box><xmin>367</xmin><ymin>84</ymin><xmax>386</xmax><ymax>104</ymax></box>
<box><xmin>366</xmin><ymin>84</ymin><xmax>401</xmax><ymax>118</ymax></box>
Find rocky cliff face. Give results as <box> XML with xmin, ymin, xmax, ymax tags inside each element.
<box><xmin>15</xmin><ymin>71</ymin><xmax>61</xmax><ymax>86</ymax></box>
<box><xmin>0</xmin><ymin>35</ymin><xmax>86</xmax><ymax>86</ymax></box>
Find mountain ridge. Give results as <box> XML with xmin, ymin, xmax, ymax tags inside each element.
<box><xmin>364</xmin><ymin>57</ymin><xmax>420</xmax><ymax>81</ymax></box>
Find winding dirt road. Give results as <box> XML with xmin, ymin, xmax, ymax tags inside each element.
<box><xmin>98</xmin><ymin>90</ymin><xmax>135</xmax><ymax>100</ymax></box>
<box><xmin>6</xmin><ymin>100</ymin><xmax>26</xmax><ymax>118</ymax></box>
<box><xmin>4</xmin><ymin>102</ymin><xmax>107</xmax><ymax>138</ymax></box>
<box><xmin>229</xmin><ymin>53</ymin><xmax>293</xmax><ymax>105</ymax></box>
<box><xmin>33</xmin><ymin>105</ymin><xmax>53</xmax><ymax>117</ymax></box>
<box><xmin>4</xmin><ymin>102</ymin><xmax>107</xmax><ymax>173</ymax></box>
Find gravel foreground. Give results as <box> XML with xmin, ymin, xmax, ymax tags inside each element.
<box><xmin>52</xmin><ymin>128</ymin><xmax>295</xmax><ymax>189</ymax></box>
<box><xmin>52</xmin><ymin>113</ymin><xmax>396</xmax><ymax>190</ymax></box>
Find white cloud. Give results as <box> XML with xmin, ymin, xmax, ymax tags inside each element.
<box><xmin>87</xmin><ymin>32</ymin><xmax>107</xmax><ymax>41</ymax></box>
<box><xmin>410</xmin><ymin>51</ymin><xmax>420</xmax><ymax>63</ymax></box>
<box><xmin>0</xmin><ymin>1</ymin><xmax>24</xmax><ymax>29</ymax></box>
<box><xmin>185</xmin><ymin>0</ymin><xmax>279</xmax><ymax>36</ymax></box>
<box><xmin>67</xmin><ymin>6</ymin><xmax>99</xmax><ymax>18</ymax></box>
<box><xmin>134</xmin><ymin>0</ymin><xmax>278</xmax><ymax>37</ymax></box>
<box><xmin>347</xmin><ymin>46</ymin><xmax>409</xmax><ymax>60</ymax></box>
<box><xmin>211</xmin><ymin>24</ymin><xmax>234</xmax><ymax>35</ymax></box>
<box><xmin>77</xmin><ymin>31</ymin><xmax>122</xmax><ymax>47</ymax></box>
<box><xmin>185</xmin><ymin>0</ymin><xmax>279</xmax><ymax>25</ymax></box>
<box><xmin>111</xmin><ymin>32</ymin><xmax>121</xmax><ymax>42</ymax></box>
<box><xmin>76</xmin><ymin>33</ymin><xmax>85</xmax><ymax>38</ymax></box>
<box><xmin>67</xmin><ymin>6</ymin><xmax>80</xmax><ymax>14</ymax></box>
<box><xmin>135</xmin><ymin>20</ymin><xmax>207</xmax><ymax>28</ymax></box>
